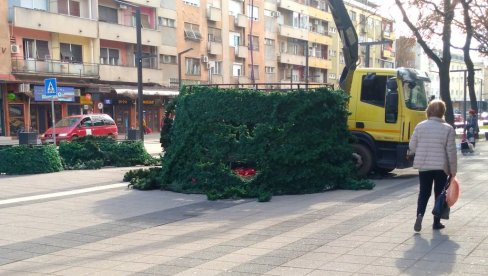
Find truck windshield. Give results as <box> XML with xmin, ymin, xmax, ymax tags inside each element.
<box><xmin>403</xmin><ymin>80</ymin><xmax>428</xmax><ymax>111</ymax></box>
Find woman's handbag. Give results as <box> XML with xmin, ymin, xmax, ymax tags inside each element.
<box><xmin>432</xmin><ymin>176</ymin><xmax>451</xmax><ymax>220</ymax></box>
<box><xmin>446</xmin><ymin>176</ymin><xmax>460</xmax><ymax>207</ymax></box>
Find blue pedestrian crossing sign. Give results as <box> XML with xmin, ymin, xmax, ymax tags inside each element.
<box><xmin>44</xmin><ymin>78</ymin><xmax>57</xmax><ymax>97</ymax></box>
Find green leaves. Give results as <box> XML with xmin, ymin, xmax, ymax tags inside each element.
<box><xmin>154</xmin><ymin>86</ymin><xmax>372</xmax><ymax>201</ymax></box>
<box><xmin>0</xmin><ymin>145</ymin><xmax>63</xmax><ymax>174</ymax></box>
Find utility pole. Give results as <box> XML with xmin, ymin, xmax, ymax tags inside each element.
<box><xmin>358</xmin><ymin>40</ymin><xmax>390</xmax><ymax>67</ymax></box>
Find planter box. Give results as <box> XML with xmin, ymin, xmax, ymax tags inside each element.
<box><xmin>128</xmin><ymin>129</ymin><xmax>141</xmax><ymax>140</ymax></box>
<box><xmin>19</xmin><ymin>132</ymin><xmax>38</xmax><ymax>145</ymax></box>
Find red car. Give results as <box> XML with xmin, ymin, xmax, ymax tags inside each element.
<box><xmin>41</xmin><ymin>114</ymin><xmax>118</xmax><ymax>144</ymax></box>
<box><xmin>454</xmin><ymin>113</ymin><xmax>464</xmax><ymax>128</ymax></box>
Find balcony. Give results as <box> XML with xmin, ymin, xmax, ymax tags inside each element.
<box><xmin>11</xmin><ymin>6</ymin><xmax>97</xmax><ymax>38</ymax></box>
<box><xmin>309</xmin><ymin>57</ymin><xmax>331</xmax><ymax>69</ymax></box>
<box><xmin>383</xmin><ymin>30</ymin><xmax>396</xmax><ymax>40</ymax></box>
<box><xmin>234</xmin><ymin>46</ymin><xmax>248</xmax><ymax>59</ymax></box>
<box><xmin>279</xmin><ymin>25</ymin><xmax>307</xmax><ymax>40</ymax></box>
<box><xmin>308</xmin><ymin>6</ymin><xmax>332</xmax><ymax>22</ymax></box>
<box><xmin>99</xmin><ymin>22</ymin><xmax>161</xmax><ymax>47</ymax></box>
<box><xmin>234</xmin><ymin>14</ymin><xmax>248</xmax><ymax>28</ymax></box>
<box><xmin>11</xmin><ymin>58</ymin><xmax>99</xmax><ymax>78</ymax></box>
<box><xmin>278</xmin><ymin>0</ymin><xmax>307</xmax><ymax>13</ymax></box>
<box><xmin>207</xmin><ymin>6</ymin><xmax>222</xmax><ymax>22</ymax></box>
<box><xmin>278</xmin><ymin>53</ymin><xmax>306</xmax><ymax>66</ymax></box>
<box><xmin>99</xmin><ymin>65</ymin><xmax>162</xmax><ymax>84</ymax></box>
<box><xmin>308</xmin><ymin>32</ymin><xmax>332</xmax><ymax>45</ymax></box>
<box><xmin>208</xmin><ymin>41</ymin><xmax>223</xmax><ymax>55</ymax></box>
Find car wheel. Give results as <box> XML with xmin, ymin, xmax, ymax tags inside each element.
<box><xmin>352</xmin><ymin>144</ymin><xmax>374</xmax><ymax>177</ymax></box>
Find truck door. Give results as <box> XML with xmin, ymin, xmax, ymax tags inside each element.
<box><xmin>354</xmin><ymin>74</ymin><xmax>401</xmax><ymax>142</ymax></box>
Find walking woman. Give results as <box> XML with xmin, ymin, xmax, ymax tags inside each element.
<box><xmin>409</xmin><ymin>100</ymin><xmax>457</xmax><ymax>231</ymax></box>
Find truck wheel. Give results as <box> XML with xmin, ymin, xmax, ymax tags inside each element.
<box><xmin>352</xmin><ymin>144</ymin><xmax>373</xmax><ymax>177</ymax></box>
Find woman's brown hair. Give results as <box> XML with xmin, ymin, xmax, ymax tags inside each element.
<box><xmin>426</xmin><ymin>99</ymin><xmax>446</xmax><ymax>118</ymax></box>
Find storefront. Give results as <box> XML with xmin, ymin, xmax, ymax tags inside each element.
<box><xmin>111</xmin><ymin>98</ymin><xmax>133</xmax><ymax>134</ymax></box>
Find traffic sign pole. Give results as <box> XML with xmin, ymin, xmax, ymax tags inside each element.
<box><xmin>44</xmin><ymin>78</ymin><xmax>57</xmax><ymax>145</ymax></box>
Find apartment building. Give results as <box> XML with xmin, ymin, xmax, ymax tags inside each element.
<box><xmin>0</xmin><ymin>0</ymin><xmax>179</xmax><ymax>137</ymax></box>
<box><xmin>0</xmin><ymin>0</ymin><xmax>395</xmax><ymax>137</ymax></box>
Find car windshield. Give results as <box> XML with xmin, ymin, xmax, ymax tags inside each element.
<box><xmin>403</xmin><ymin>80</ymin><xmax>428</xmax><ymax>111</ymax></box>
<box><xmin>55</xmin><ymin>117</ymin><xmax>80</xmax><ymax>128</ymax></box>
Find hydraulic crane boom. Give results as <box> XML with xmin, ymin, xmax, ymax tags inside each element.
<box><xmin>328</xmin><ymin>0</ymin><xmax>359</xmax><ymax>92</ymax></box>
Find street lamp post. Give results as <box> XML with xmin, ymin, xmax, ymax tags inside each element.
<box><xmin>178</xmin><ymin>48</ymin><xmax>193</xmax><ymax>90</ymax></box>
<box><xmin>114</xmin><ymin>0</ymin><xmax>143</xmax><ymax>140</ymax></box>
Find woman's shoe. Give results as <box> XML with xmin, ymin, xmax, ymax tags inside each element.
<box><xmin>433</xmin><ymin>222</ymin><xmax>445</xmax><ymax>230</ymax></box>
<box><xmin>414</xmin><ymin>215</ymin><xmax>423</xmax><ymax>232</ymax></box>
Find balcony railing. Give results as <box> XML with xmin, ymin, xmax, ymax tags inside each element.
<box><xmin>11</xmin><ymin>58</ymin><xmax>99</xmax><ymax>78</ymax></box>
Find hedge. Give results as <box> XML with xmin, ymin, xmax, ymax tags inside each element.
<box><xmin>59</xmin><ymin>136</ymin><xmax>158</xmax><ymax>169</ymax></box>
<box><xmin>0</xmin><ymin>145</ymin><xmax>63</xmax><ymax>174</ymax></box>
<box><xmin>128</xmin><ymin>86</ymin><xmax>374</xmax><ymax>201</ymax></box>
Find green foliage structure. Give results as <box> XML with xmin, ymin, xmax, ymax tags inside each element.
<box><xmin>59</xmin><ymin>136</ymin><xmax>157</xmax><ymax>169</ymax></box>
<box><xmin>0</xmin><ymin>145</ymin><xmax>63</xmax><ymax>174</ymax></box>
<box><xmin>139</xmin><ymin>86</ymin><xmax>374</xmax><ymax>201</ymax></box>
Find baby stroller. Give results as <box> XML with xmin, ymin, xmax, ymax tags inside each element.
<box><xmin>460</xmin><ymin>134</ymin><xmax>474</xmax><ymax>155</ymax></box>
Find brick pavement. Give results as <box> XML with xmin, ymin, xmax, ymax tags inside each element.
<box><xmin>0</xmin><ymin>138</ymin><xmax>487</xmax><ymax>275</ymax></box>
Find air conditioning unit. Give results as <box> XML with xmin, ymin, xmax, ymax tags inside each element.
<box><xmin>201</xmin><ymin>55</ymin><xmax>209</xmax><ymax>63</ymax></box>
<box><xmin>11</xmin><ymin>44</ymin><xmax>19</xmax><ymax>54</ymax></box>
<box><xmin>118</xmin><ymin>4</ymin><xmax>127</xmax><ymax>9</ymax></box>
<box><xmin>274</xmin><ymin>11</ymin><xmax>281</xmax><ymax>17</ymax></box>
<box><xmin>19</xmin><ymin>83</ymin><xmax>30</xmax><ymax>92</ymax></box>
<box><xmin>206</xmin><ymin>62</ymin><xmax>212</xmax><ymax>69</ymax></box>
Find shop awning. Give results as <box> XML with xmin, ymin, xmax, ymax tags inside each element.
<box><xmin>114</xmin><ymin>88</ymin><xmax>179</xmax><ymax>97</ymax></box>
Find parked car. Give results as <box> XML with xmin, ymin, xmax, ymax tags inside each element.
<box><xmin>40</xmin><ymin>114</ymin><xmax>118</xmax><ymax>144</ymax></box>
<box><xmin>481</xmin><ymin>112</ymin><xmax>488</xmax><ymax>126</ymax></box>
<box><xmin>454</xmin><ymin>113</ymin><xmax>464</xmax><ymax>128</ymax></box>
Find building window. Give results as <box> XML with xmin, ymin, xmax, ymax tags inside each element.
<box><xmin>183</xmin><ymin>0</ymin><xmax>200</xmax><ymax>7</ymax></box>
<box><xmin>58</xmin><ymin>0</ymin><xmax>80</xmax><ymax>17</ymax></box>
<box><xmin>264</xmin><ymin>38</ymin><xmax>274</xmax><ymax>46</ymax></box>
<box><xmin>265</xmin><ymin>66</ymin><xmax>275</xmax><ymax>74</ymax></box>
<box><xmin>248</xmin><ymin>65</ymin><xmax>259</xmax><ymax>79</ymax></box>
<box><xmin>229</xmin><ymin>0</ymin><xmax>243</xmax><ymax>16</ymax></box>
<box><xmin>247</xmin><ymin>4</ymin><xmax>259</xmax><ymax>20</ymax></box>
<box><xmin>160</xmin><ymin>54</ymin><xmax>177</xmax><ymax>64</ymax></box>
<box><xmin>132</xmin><ymin>13</ymin><xmax>150</xmax><ymax>28</ymax></box>
<box><xmin>329</xmin><ymin>73</ymin><xmax>336</xmax><ymax>80</ymax></box>
<box><xmin>184</xmin><ymin>23</ymin><xmax>202</xmax><ymax>41</ymax></box>
<box><xmin>99</xmin><ymin>6</ymin><xmax>118</xmax><ymax>23</ymax></box>
<box><xmin>60</xmin><ymin>43</ymin><xmax>82</xmax><ymax>63</ymax></box>
<box><xmin>211</xmin><ymin>61</ymin><xmax>222</xmax><ymax>75</ymax></box>
<box><xmin>339</xmin><ymin>52</ymin><xmax>344</xmax><ymax>64</ymax></box>
<box><xmin>208</xmin><ymin>27</ymin><xmax>222</xmax><ymax>42</ymax></box>
<box><xmin>248</xmin><ymin>35</ymin><xmax>259</xmax><ymax>51</ymax></box>
<box><xmin>100</xmin><ymin>48</ymin><xmax>120</xmax><ymax>65</ymax></box>
<box><xmin>185</xmin><ymin>57</ymin><xmax>201</xmax><ymax>75</ymax></box>
<box><xmin>158</xmin><ymin>17</ymin><xmax>175</xmax><ymax>28</ymax></box>
<box><xmin>329</xmin><ymin>49</ymin><xmax>336</xmax><ymax>57</ymax></box>
<box><xmin>23</xmin><ymin>39</ymin><xmax>50</xmax><ymax>60</ymax></box>
<box><xmin>232</xmin><ymin>63</ymin><xmax>243</xmax><ymax>76</ymax></box>
<box><xmin>328</xmin><ymin>26</ymin><xmax>336</xmax><ymax>33</ymax></box>
<box><xmin>229</xmin><ymin>32</ymin><xmax>241</xmax><ymax>47</ymax></box>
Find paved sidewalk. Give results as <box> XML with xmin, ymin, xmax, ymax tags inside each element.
<box><xmin>0</xmin><ymin>140</ymin><xmax>487</xmax><ymax>275</ymax></box>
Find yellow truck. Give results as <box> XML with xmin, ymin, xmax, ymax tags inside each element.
<box><xmin>329</xmin><ymin>0</ymin><xmax>430</xmax><ymax>175</ymax></box>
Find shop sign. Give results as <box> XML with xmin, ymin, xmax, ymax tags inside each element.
<box><xmin>143</xmin><ymin>100</ymin><xmax>156</xmax><ymax>105</ymax></box>
<box><xmin>104</xmin><ymin>99</ymin><xmax>113</xmax><ymax>105</ymax></box>
<box><xmin>80</xmin><ymin>96</ymin><xmax>93</xmax><ymax>105</ymax></box>
<box><xmin>34</xmin><ymin>86</ymin><xmax>75</xmax><ymax>102</ymax></box>
<box><xmin>115</xmin><ymin>99</ymin><xmax>130</xmax><ymax>105</ymax></box>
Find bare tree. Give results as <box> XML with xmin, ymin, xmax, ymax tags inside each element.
<box><xmin>470</xmin><ymin>0</ymin><xmax>488</xmax><ymax>55</ymax></box>
<box><xmin>395</xmin><ymin>0</ymin><xmax>459</xmax><ymax>125</ymax></box>
<box><xmin>458</xmin><ymin>0</ymin><xmax>478</xmax><ymax>113</ymax></box>
<box><xmin>395</xmin><ymin>36</ymin><xmax>417</xmax><ymax>68</ymax></box>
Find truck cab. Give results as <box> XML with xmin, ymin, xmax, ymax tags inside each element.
<box><xmin>328</xmin><ymin>0</ymin><xmax>430</xmax><ymax>175</ymax></box>
<box><xmin>348</xmin><ymin>68</ymin><xmax>430</xmax><ymax>175</ymax></box>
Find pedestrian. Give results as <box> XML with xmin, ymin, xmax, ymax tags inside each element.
<box><xmin>464</xmin><ymin>109</ymin><xmax>479</xmax><ymax>147</ymax></box>
<box><xmin>409</xmin><ymin>99</ymin><xmax>457</xmax><ymax>232</ymax></box>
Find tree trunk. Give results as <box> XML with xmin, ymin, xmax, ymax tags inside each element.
<box><xmin>461</xmin><ymin>0</ymin><xmax>478</xmax><ymax>112</ymax></box>
<box><xmin>440</xmin><ymin>67</ymin><xmax>455</xmax><ymax>125</ymax></box>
